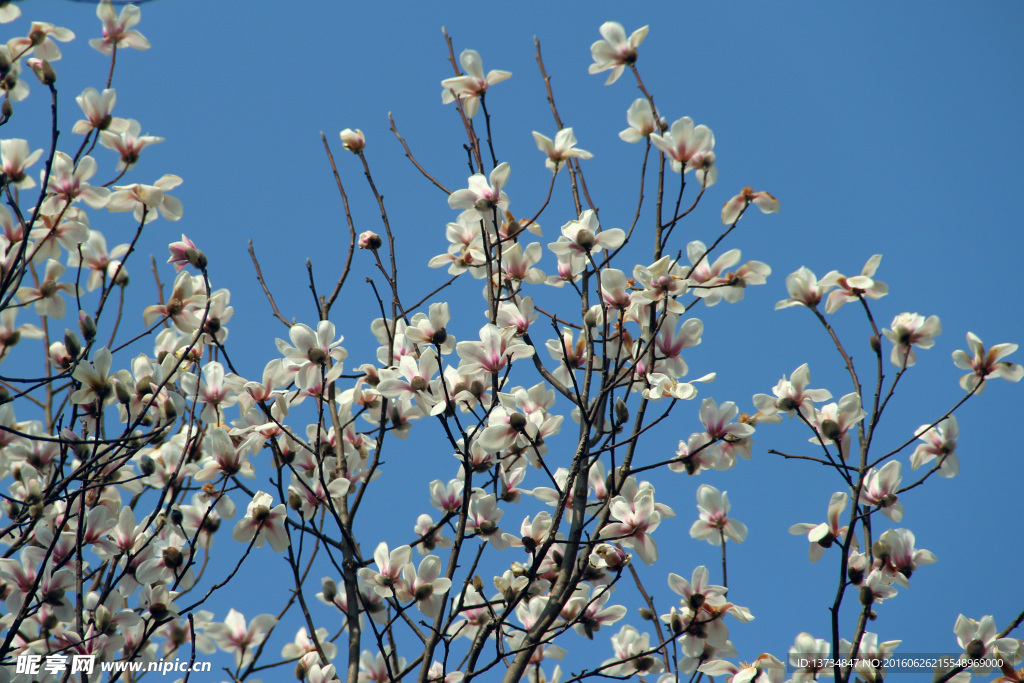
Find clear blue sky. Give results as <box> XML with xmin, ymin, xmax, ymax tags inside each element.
<box><xmin>9</xmin><ymin>0</ymin><xmax>1024</xmax><ymax>678</ymax></box>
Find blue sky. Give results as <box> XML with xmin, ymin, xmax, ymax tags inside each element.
<box><xmin>7</xmin><ymin>0</ymin><xmax>1024</xmax><ymax>679</ymax></box>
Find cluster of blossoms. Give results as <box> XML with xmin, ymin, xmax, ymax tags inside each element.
<box><xmin>0</xmin><ymin>8</ymin><xmax>1021</xmax><ymax>683</ymax></box>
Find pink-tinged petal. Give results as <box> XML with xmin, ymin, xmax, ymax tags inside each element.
<box><xmin>752</xmin><ymin>192</ymin><xmax>780</xmax><ymax>213</ymax></box>
<box><xmin>722</xmin><ymin>195</ymin><xmax>745</xmax><ymax>225</ymax></box>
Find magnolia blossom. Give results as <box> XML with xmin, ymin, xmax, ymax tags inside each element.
<box><xmin>811</xmin><ymin>392</ymin><xmax>866</xmax><ymax>459</ymax></box>
<box><xmin>456</xmin><ymin>323</ymin><xmax>534</xmax><ymax>375</ymax></box>
<box><xmin>952</xmin><ymin>331</ymin><xmax>1023</xmax><ymax>393</ymax></box>
<box><xmin>839</xmin><ymin>632</ymin><xmax>901</xmax><ymax>682</ymax></box>
<box><xmin>953</xmin><ymin>615</ymin><xmax>1019</xmax><ymax>675</ymax></box>
<box><xmin>548</xmin><ymin>209</ymin><xmax>624</xmax><ymax>258</ymax></box>
<box><xmin>699</xmin><ymin>397</ymin><xmax>755</xmax><ymax>442</ymax></box>
<box><xmin>99</xmin><ymin>118</ymin><xmax>164</xmax><ymax>170</ymax></box>
<box><xmin>42</xmin><ymin>152</ymin><xmax>110</xmax><ymax>213</ymax></box>
<box><xmin>339</xmin><ymin>127</ymin><xmax>365</xmax><ymax>152</ymax></box>
<box><xmin>206</xmin><ymin>609</ymin><xmax>277</xmax><ymax>667</ymax></box>
<box><xmin>883</xmin><ymin>312</ymin><xmax>941</xmax><ymax>367</ymax></box>
<box><xmin>589</xmin><ymin>22</ymin><xmax>649</xmax><ymax>85</ymax></box>
<box><xmin>602</xmin><ymin>625</ymin><xmax>663</xmax><ymax>676</ymax></box>
<box><xmin>690</xmin><ymin>484</ymin><xmax>747</xmax><ymax>545</ymax></box>
<box><xmin>789</xmin><ymin>491</ymin><xmax>850</xmax><ymax>562</ymax></box>
<box><xmin>775</xmin><ymin>266</ymin><xmax>834</xmax><ymax>310</ymax></box>
<box><xmin>650</xmin><ymin>116</ymin><xmax>716</xmax><ymax>185</ymax></box>
<box><xmin>440</xmin><ymin>49</ymin><xmax>511</xmax><ymax>118</ymax></box>
<box><xmin>721</xmin><ymin>186</ymin><xmax>780</xmax><ymax>225</ymax></box>
<box><xmin>0</xmin><ymin>138</ymin><xmax>43</xmax><ymax>188</ymax></box>
<box><xmin>700</xmin><ymin>653</ymin><xmax>785</xmax><ymax>683</ymax></box>
<box><xmin>73</xmin><ymin>87</ymin><xmax>129</xmax><ymax>134</ymax></box>
<box><xmin>911</xmin><ymin>416</ymin><xmax>959</xmax><ymax>477</ymax></box>
<box><xmin>858</xmin><ymin>460</ymin><xmax>904</xmax><ymax>521</ymax></box>
<box><xmin>108</xmin><ymin>174</ymin><xmax>184</xmax><ymax>223</ymax></box>
<box><xmin>232</xmin><ymin>491</ymin><xmax>290</xmax><ymax>552</ymax></box>
<box><xmin>532</xmin><ymin>128</ymin><xmax>593</xmax><ymax>173</ymax></box>
<box><xmin>448</xmin><ymin>162</ymin><xmax>510</xmax><ymax>219</ymax></box>
<box><xmin>619</xmin><ymin>98</ymin><xmax>660</xmax><ymax>142</ymax></box>
<box><xmin>877</xmin><ymin>528</ymin><xmax>935</xmax><ymax>587</ymax></box>
<box><xmin>601</xmin><ymin>486</ymin><xmax>664</xmax><ymax>564</ymax></box>
<box><xmin>823</xmin><ymin>254</ymin><xmax>888</xmax><ymax>313</ymax></box>
<box><xmin>90</xmin><ymin>1</ymin><xmax>151</xmax><ymax>55</ymax></box>
<box><xmin>16</xmin><ymin>259</ymin><xmax>78</xmax><ymax>319</ymax></box>
<box><xmin>8</xmin><ymin>21</ymin><xmax>74</xmax><ymax>61</ymax></box>
<box><xmin>753</xmin><ymin>363</ymin><xmax>832</xmax><ymax>420</ymax></box>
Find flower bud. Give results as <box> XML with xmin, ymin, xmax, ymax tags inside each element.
<box><xmin>509</xmin><ymin>412</ymin><xmax>528</xmax><ymax>432</ymax></box>
<box><xmin>63</xmin><ymin>330</ymin><xmax>82</xmax><ymax>360</ymax></box>
<box><xmin>115</xmin><ymin>382</ymin><xmax>132</xmax><ymax>406</ymax></box>
<box><xmin>0</xmin><ymin>386</ymin><xmax>9</xmax><ymax>405</ymax></box>
<box><xmin>340</xmin><ymin>128</ymin><xmax>366</xmax><ymax>152</ymax></box>
<box><xmin>95</xmin><ymin>604</ymin><xmax>112</xmax><ymax>634</ymax></box>
<box><xmin>859</xmin><ymin>585</ymin><xmax>875</xmax><ymax>606</ymax></box>
<box><xmin>358</xmin><ymin>230</ymin><xmax>382</xmax><ymax>250</ymax></box>
<box><xmin>321</xmin><ymin>577</ymin><xmax>337</xmax><ymax>603</ymax></box>
<box><xmin>1</xmin><ymin>99</ymin><xmax>11</xmax><ymax>120</ymax></box>
<box><xmin>27</xmin><ymin>58</ymin><xmax>56</xmax><ymax>86</ymax></box>
<box><xmin>139</xmin><ymin>455</ymin><xmax>156</xmax><ymax>476</ymax></box>
<box><xmin>614</xmin><ymin>397</ymin><xmax>629</xmax><ymax>424</ymax></box>
<box><xmin>185</xmin><ymin>247</ymin><xmax>208</xmax><ymax>270</ymax></box>
<box><xmin>869</xmin><ymin>334</ymin><xmax>881</xmax><ymax>353</ymax></box>
<box><xmin>170</xmin><ymin>508</ymin><xmax>184</xmax><ymax>526</ymax></box>
<box><xmin>872</xmin><ymin>539</ymin><xmax>891</xmax><ymax>563</ymax></box>
<box><xmin>638</xmin><ymin>607</ymin><xmax>654</xmax><ymax>621</ymax></box>
<box><xmin>288</xmin><ymin>490</ymin><xmax>303</xmax><ymax>512</ymax></box>
<box><xmin>79</xmin><ymin>312</ymin><xmax>97</xmax><ymax>341</ymax></box>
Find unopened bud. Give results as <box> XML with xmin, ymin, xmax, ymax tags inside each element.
<box><xmin>339</xmin><ymin>128</ymin><xmax>366</xmax><ymax>153</ymax></box>
<box><xmin>295</xmin><ymin>661</ymin><xmax>307</xmax><ymax>680</ymax></box>
<box><xmin>321</xmin><ymin>577</ymin><xmax>337</xmax><ymax>603</ymax></box>
<box><xmin>27</xmin><ymin>58</ymin><xmax>56</xmax><ymax>86</ymax></box>
<box><xmin>288</xmin><ymin>490</ymin><xmax>303</xmax><ymax>512</ymax></box>
<box><xmin>872</xmin><ymin>539</ymin><xmax>891</xmax><ymax>563</ymax></box>
<box><xmin>583</xmin><ymin>305</ymin><xmax>600</xmax><ymax>328</ymax></box>
<box><xmin>63</xmin><ymin>330</ymin><xmax>82</xmax><ymax>359</ymax></box>
<box><xmin>358</xmin><ymin>230</ymin><xmax>382</xmax><ymax>250</ymax></box>
<box><xmin>869</xmin><ymin>334</ymin><xmax>881</xmax><ymax>353</ymax></box>
<box><xmin>95</xmin><ymin>604</ymin><xmax>112</xmax><ymax>634</ymax></box>
<box><xmin>614</xmin><ymin>397</ymin><xmax>629</xmax><ymax>424</ymax></box>
<box><xmin>0</xmin><ymin>386</ymin><xmax>9</xmax><ymax>405</ymax></box>
<box><xmin>472</xmin><ymin>575</ymin><xmax>484</xmax><ymax>592</ymax></box>
<box><xmin>78</xmin><ymin>312</ymin><xmax>97</xmax><ymax>341</ymax></box>
<box><xmin>859</xmin><ymin>586</ymin><xmax>875</xmax><ymax>606</ymax></box>
<box><xmin>185</xmin><ymin>247</ymin><xmax>208</xmax><ymax>270</ymax></box>
<box><xmin>115</xmin><ymin>382</ymin><xmax>132</xmax><ymax>406</ymax></box>
<box><xmin>1</xmin><ymin>99</ymin><xmax>11</xmax><ymax>119</ymax></box>
<box><xmin>139</xmin><ymin>455</ymin><xmax>156</xmax><ymax>476</ymax></box>
<box><xmin>509</xmin><ymin>412</ymin><xmax>528</xmax><ymax>432</ymax></box>
<box><xmin>638</xmin><ymin>607</ymin><xmax>654</xmax><ymax>621</ymax></box>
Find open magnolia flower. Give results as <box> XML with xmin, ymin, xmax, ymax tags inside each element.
<box><xmin>589</xmin><ymin>21</ymin><xmax>649</xmax><ymax>85</ymax></box>
<box><xmin>441</xmin><ymin>48</ymin><xmax>511</xmax><ymax>118</ymax></box>
<box><xmin>532</xmin><ymin>128</ymin><xmax>593</xmax><ymax>173</ymax></box>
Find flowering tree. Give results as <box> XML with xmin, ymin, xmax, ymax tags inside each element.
<box><xmin>0</xmin><ymin>4</ymin><xmax>1022</xmax><ymax>683</ymax></box>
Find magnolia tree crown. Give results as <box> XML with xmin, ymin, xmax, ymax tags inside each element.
<box><xmin>0</xmin><ymin>5</ymin><xmax>1021</xmax><ymax>683</ymax></box>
